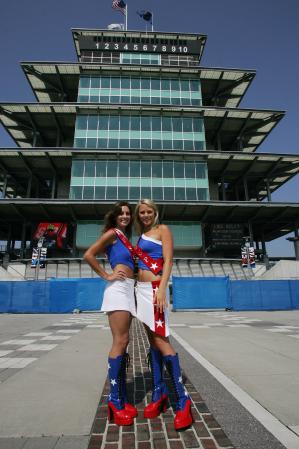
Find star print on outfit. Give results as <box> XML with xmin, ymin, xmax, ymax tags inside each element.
<box><xmin>135</xmin><ymin>279</ymin><xmax>170</xmax><ymax>337</ymax></box>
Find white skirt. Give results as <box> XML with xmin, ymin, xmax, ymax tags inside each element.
<box><xmin>101</xmin><ymin>278</ymin><xmax>136</xmax><ymax>316</ymax></box>
<box><xmin>135</xmin><ymin>281</ymin><xmax>170</xmax><ymax>337</ymax></box>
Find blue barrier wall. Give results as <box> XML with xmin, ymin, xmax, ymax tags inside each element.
<box><xmin>172</xmin><ymin>276</ymin><xmax>230</xmax><ymax>309</ymax></box>
<box><xmin>0</xmin><ymin>278</ymin><xmax>106</xmax><ymax>313</ymax></box>
<box><xmin>172</xmin><ymin>277</ymin><xmax>299</xmax><ymax>311</ymax></box>
<box><xmin>2</xmin><ymin>277</ymin><xmax>299</xmax><ymax>313</ymax></box>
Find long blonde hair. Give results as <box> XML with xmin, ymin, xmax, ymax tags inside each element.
<box><xmin>134</xmin><ymin>199</ymin><xmax>159</xmax><ymax>234</ymax></box>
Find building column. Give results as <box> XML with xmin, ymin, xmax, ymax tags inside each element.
<box><xmin>243</xmin><ymin>176</ymin><xmax>249</xmax><ymax>201</ymax></box>
<box><xmin>266</xmin><ymin>178</ymin><xmax>272</xmax><ymax>202</ymax></box>
<box><xmin>20</xmin><ymin>221</ymin><xmax>27</xmax><ymax>259</ymax></box>
<box><xmin>1</xmin><ymin>174</ymin><xmax>8</xmax><ymax>198</ymax></box>
<box><xmin>261</xmin><ymin>231</ymin><xmax>270</xmax><ymax>269</ymax></box>
<box><xmin>286</xmin><ymin>228</ymin><xmax>299</xmax><ymax>261</ymax></box>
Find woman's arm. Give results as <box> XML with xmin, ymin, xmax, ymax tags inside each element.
<box><xmin>83</xmin><ymin>229</ymin><xmax>127</xmax><ymax>281</ymax></box>
<box><xmin>155</xmin><ymin>224</ymin><xmax>173</xmax><ymax>313</ymax></box>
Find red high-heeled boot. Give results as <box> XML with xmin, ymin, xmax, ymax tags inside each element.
<box><xmin>163</xmin><ymin>353</ymin><xmax>193</xmax><ymax>430</ymax></box>
<box><xmin>107</xmin><ymin>355</ymin><xmax>134</xmax><ymax>426</ymax></box>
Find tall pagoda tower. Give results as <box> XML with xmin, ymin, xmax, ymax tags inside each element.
<box><xmin>1</xmin><ymin>28</ymin><xmax>299</xmax><ymax>270</ymax></box>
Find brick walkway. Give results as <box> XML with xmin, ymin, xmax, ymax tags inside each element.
<box><xmin>88</xmin><ymin>319</ymin><xmax>235</xmax><ymax>449</ymax></box>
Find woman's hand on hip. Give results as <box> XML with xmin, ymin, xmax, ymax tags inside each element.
<box><xmin>106</xmin><ymin>269</ymin><xmax>127</xmax><ymax>282</ymax></box>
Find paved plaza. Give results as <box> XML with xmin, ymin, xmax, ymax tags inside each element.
<box><xmin>0</xmin><ymin>310</ymin><xmax>298</xmax><ymax>449</ymax></box>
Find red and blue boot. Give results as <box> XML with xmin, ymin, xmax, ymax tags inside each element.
<box><xmin>121</xmin><ymin>353</ymin><xmax>138</xmax><ymax>418</ymax></box>
<box><xmin>107</xmin><ymin>355</ymin><xmax>134</xmax><ymax>426</ymax></box>
<box><xmin>163</xmin><ymin>353</ymin><xmax>193</xmax><ymax>430</ymax></box>
<box><xmin>144</xmin><ymin>347</ymin><xmax>169</xmax><ymax>418</ymax></box>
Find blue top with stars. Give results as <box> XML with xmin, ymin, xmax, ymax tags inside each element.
<box><xmin>137</xmin><ymin>234</ymin><xmax>163</xmax><ymax>271</ymax></box>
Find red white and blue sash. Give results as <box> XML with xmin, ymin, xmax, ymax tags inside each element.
<box><xmin>113</xmin><ymin>228</ymin><xmax>163</xmax><ymax>275</ymax></box>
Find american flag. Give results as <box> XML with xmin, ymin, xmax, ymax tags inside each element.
<box><xmin>112</xmin><ymin>0</ymin><xmax>126</xmax><ymax>15</ymax></box>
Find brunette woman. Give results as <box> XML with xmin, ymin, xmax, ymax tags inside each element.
<box><xmin>134</xmin><ymin>199</ymin><xmax>192</xmax><ymax>430</ymax></box>
<box><xmin>84</xmin><ymin>201</ymin><xmax>137</xmax><ymax>426</ymax></box>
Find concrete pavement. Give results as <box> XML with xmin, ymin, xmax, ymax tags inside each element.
<box><xmin>0</xmin><ymin>311</ymin><xmax>298</xmax><ymax>448</ymax></box>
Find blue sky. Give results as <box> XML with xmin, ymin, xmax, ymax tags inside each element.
<box><xmin>0</xmin><ymin>0</ymin><xmax>298</xmax><ymax>256</ymax></box>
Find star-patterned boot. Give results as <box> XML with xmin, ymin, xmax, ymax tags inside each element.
<box><xmin>163</xmin><ymin>353</ymin><xmax>193</xmax><ymax>430</ymax></box>
<box><xmin>120</xmin><ymin>353</ymin><xmax>138</xmax><ymax>418</ymax></box>
<box><xmin>144</xmin><ymin>347</ymin><xmax>169</xmax><ymax>418</ymax></box>
<box><xmin>107</xmin><ymin>355</ymin><xmax>134</xmax><ymax>426</ymax></box>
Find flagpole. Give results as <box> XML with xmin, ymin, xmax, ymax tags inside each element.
<box><xmin>125</xmin><ymin>4</ymin><xmax>128</xmax><ymax>30</ymax></box>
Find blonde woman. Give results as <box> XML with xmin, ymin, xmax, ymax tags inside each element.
<box><xmin>134</xmin><ymin>199</ymin><xmax>192</xmax><ymax>430</ymax></box>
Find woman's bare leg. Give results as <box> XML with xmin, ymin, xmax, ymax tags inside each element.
<box><xmin>108</xmin><ymin>311</ymin><xmax>132</xmax><ymax>358</ymax></box>
<box><xmin>144</xmin><ymin>324</ymin><xmax>175</xmax><ymax>355</ymax></box>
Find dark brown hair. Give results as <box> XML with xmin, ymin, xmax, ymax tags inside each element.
<box><xmin>102</xmin><ymin>201</ymin><xmax>133</xmax><ymax>238</ymax></box>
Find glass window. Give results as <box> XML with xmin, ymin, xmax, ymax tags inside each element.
<box><xmin>120</xmin><ymin>116</ymin><xmax>130</xmax><ymax>129</ymax></box>
<box><xmin>76</xmin><ymin>116</ymin><xmax>88</xmax><ymax>130</ymax></box>
<box><xmin>196</xmin><ymin>163</ymin><xmax>206</xmax><ymax>178</ymax></box>
<box><xmin>141</xmin><ymin>161</ymin><xmax>151</xmax><ymax>177</ymax></box>
<box><xmin>101</xmin><ymin>77</ymin><xmax>110</xmax><ymax>88</ymax></box>
<box><xmin>161</xmin><ymin>79</ymin><xmax>170</xmax><ymax>90</ymax></box>
<box><xmin>74</xmin><ymin>138</ymin><xmax>86</xmax><ymax>148</ymax></box>
<box><xmin>119</xmin><ymin>161</ymin><xmax>129</xmax><ymax>177</ymax></box>
<box><xmin>141</xmin><ymin>78</ymin><xmax>150</xmax><ymax>89</ymax></box>
<box><xmin>129</xmin><ymin>187</ymin><xmax>140</xmax><ymax>199</ymax></box>
<box><xmin>184</xmin><ymin>140</ymin><xmax>194</xmax><ymax>151</ymax></box>
<box><xmin>197</xmin><ymin>188</ymin><xmax>207</xmax><ymax>200</ymax></box>
<box><xmin>174</xmin><ymin>162</ymin><xmax>185</xmax><ymax>178</ymax></box>
<box><xmin>175</xmin><ymin>188</ymin><xmax>185</xmax><ymax>200</ymax></box>
<box><xmin>193</xmin><ymin>118</ymin><xmax>202</xmax><ymax>133</ymax></box>
<box><xmin>107</xmin><ymin>161</ymin><xmax>118</xmax><ymax>177</ymax></box>
<box><xmin>151</xmin><ymin>79</ymin><xmax>160</xmax><ymax>90</ymax></box>
<box><xmin>96</xmin><ymin>161</ymin><xmax>106</xmax><ymax>177</ymax></box>
<box><xmin>80</xmin><ymin>77</ymin><xmax>90</xmax><ymax>88</ymax></box>
<box><xmin>85</xmin><ymin>161</ymin><xmax>95</xmax><ymax>177</ymax></box>
<box><xmin>111</xmin><ymin>78</ymin><xmax>120</xmax><ymax>88</ymax></box>
<box><xmin>118</xmin><ymin>186</ymin><xmax>128</xmax><ymax>199</ymax></box>
<box><xmin>131</xmin><ymin>116</ymin><xmax>140</xmax><ymax>131</ymax></box>
<box><xmin>72</xmin><ymin>160</ymin><xmax>84</xmax><ymax>177</ymax></box>
<box><xmin>94</xmin><ymin>186</ymin><xmax>106</xmax><ymax>200</ymax></box>
<box><xmin>152</xmin><ymin>140</ymin><xmax>161</xmax><ymax>150</ymax></box>
<box><xmin>180</xmin><ymin>80</ymin><xmax>189</xmax><ymax>91</ymax></box>
<box><xmin>71</xmin><ymin>186</ymin><xmax>83</xmax><ymax>199</ymax></box>
<box><xmin>121</xmin><ymin>78</ymin><xmax>130</xmax><ymax>89</ymax></box>
<box><xmin>185</xmin><ymin>163</ymin><xmax>195</xmax><ymax>178</ymax></box>
<box><xmin>183</xmin><ymin>118</ymin><xmax>192</xmax><ymax>132</ymax></box>
<box><xmin>190</xmin><ymin>80</ymin><xmax>199</xmax><ymax>91</ymax></box>
<box><xmin>108</xmin><ymin>138</ymin><xmax>118</xmax><ymax>149</ymax></box>
<box><xmin>130</xmin><ymin>161</ymin><xmax>140</xmax><ymax>177</ymax></box>
<box><xmin>87</xmin><ymin>138</ymin><xmax>97</xmax><ymax>148</ymax></box>
<box><xmin>164</xmin><ymin>187</ymin><xmax>174</xmax><ymax>200</ymax></box>
<box><xmin>131</xmin><ymin>78</ymin><xmax>141</xmax><ymax>89</ymax></box>
<box><xmin>90</xmin><ymin>77</ymin><xmax>100</xmax><ymax>88</ymax></box>
<box><xmin>172</xmin><ymin>118</ymin><xmax>182</xmax><ymax>133</ymax></box>
<box><xmin>98</xmin><ymin>116</ymin><xmax>109</xmax><ymax>130</ymax></box>
<box><xmin>109</xmin><ymin>116</ymin><xmax>119</xmax><ymax>130</ymax></box>
<box><xmin>141</xmin><ymin>187</ymin><xmax>151</xmax><ymax>198</ymax></box>
<box><xmin>171</xmin><ymin>79</ymin><xmax>180</xmax><ymax>91</ymax></box>
<box><xmin>163</xmin><ymin>162</ymin><xmax>173</xmax><ymax>178</ymax></box>
<box><xmin>88</xmin><ymin>116</ymin><xmax>98</xmax><ymax>130</ymax></box>
<box><xmin>142</xmin><ymin>139</ymin><xmax>151</xmax><ymax>149</ymax></box>
<box><xmin>152</xmin><ymin>162</ymin><xmax>162</xmax><ymax>178</ymax></box>
<box><xmin>141</xmin><ymin>116</ymin><xmax>151</xmax><ymax>131</ymax></box>
<box><xmin>153</xmin><ymin>187</ymin><xmax>163</xmax><ymax>200</ymax></box>
<box><xmin>98</xmin><ymin>138</ymin><xmax>108</xmax><ymax>148</ymax></box>
<box><xmin>119</xmin><ymin>139</ymin><xmax>129</xmax><ymax>148</ymax></box>
<box><xmin>162</xmin><ymin>117</ymin><xmax>172</xmax><ymax>131</ymax></box>
<box><xmin>106</xmin><ymin>186</ymin><xmax>117</xmax><ymax>199</ymax></box>
<box><xmin>152</xmin><ymin>117</ymin><xmax>161</xmax><ymax>131</ymax></box>
<box><xmin>83</xmin><ymin>186</ymin><xmax>94</xmax><ymax>199</ymax></box>
<box><xmin>186</xmin><ymin>188</ymin><xmax>197</xmax><ymax>200</ymax></box>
